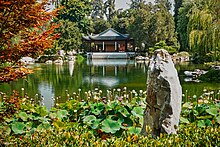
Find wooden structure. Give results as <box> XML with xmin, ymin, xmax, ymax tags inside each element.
<box><xmin>83</xmin><ymin>28</ymin><xmax>135</xmax><ymax>59</ymax></box>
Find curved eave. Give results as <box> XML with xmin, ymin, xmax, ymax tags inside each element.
<box><xmin>89</xmin><ymin>36</ymin><xmax>130</xmax><ymax>41</ymax></box>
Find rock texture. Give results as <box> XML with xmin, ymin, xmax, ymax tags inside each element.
<box><xmin>141</xmin><ymin>49</ymin><xmax>182</xmax><ymax>136</ymax></box>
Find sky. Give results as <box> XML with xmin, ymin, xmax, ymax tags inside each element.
<box><xmin>115</xmin><ymin>0</ymin><xmax>155</xmax><ymax>10</ymax></box>
<box><xmin>115</xmin><ymin>0</ymin><xmax>175</xmax><ymax>14</ymax></box>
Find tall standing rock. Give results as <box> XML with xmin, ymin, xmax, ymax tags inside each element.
<box><xmin>141</xmin><ymin>49</ymin><xmax>182</xmax><ymax>136</ymax></box>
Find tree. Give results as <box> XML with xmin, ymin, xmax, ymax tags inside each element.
<box><xmin>91</xmin><ymin>0</ymin><xmax>105</xmax><ymax>20</ymax></box>
<box><xmin>176</xmin><ymin>0</ymin><xmax>192</xmax><ymax>51</ymax></box>
<box><xmin>56</xmin><ymin>0</ymin><xmax>92</xmax><ymax>52</ymax></box>
<box><xmin>104</xmin><ymin>0</ymin><xmax>116</xmax><ymax>22</ymax></box>
<box><xmin>148</xmin><ymin>2</ymin><xmax>177</xmax><ymax>48</ymax></box>
<box><xmin>128</xmin><ymin>4</ymin><xmax>152</xmax><ymax>51</ymax></box>
<box><xmin>91</xmin><ymin>19</ymin><xmax>111</xmax><ymax>34</ymax></box>
<box><xmin>155</xmin><ymin>0</ymin><xmax>172</xmax><ymax>11</ymax></box>
<box><xmin>185</xmin><ymin>0</ymin><xmax>219</xmax><ymax>60</ymax></box>
<box><xmin>0</xmin><ymin>0</ymin><xmax>59</xmax><ymax>82</ymax></box>
<box><xmin>56</xmin><ymin>20</ymin><xmax>82</xmax><ymax>52</ymax></box>
<box><xmin>130</xmin><ymin>0</ymin><xmax>145</xmax><ymax>9</ymax></box>
<box><xmin>127</xmin><ymin>2</ymin><xmax>177</xmax><ymax>52</ymax></box>
<box><xmin>173</xmin><ymin>0</ymin><xmax>183</xmax><ymax>30</ymax></box>
<box><xmin>58</xmin><ymin>0</ymin><xmax>92</xmax><ymax>34</ymax></box>
<box><xmin>111</xmin><ymin>9</ymin><xmax>130</xmax><ymax>34</ymax></box>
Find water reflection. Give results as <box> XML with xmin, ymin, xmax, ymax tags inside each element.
<box><xmin>83</xmin><ymin>76</ymin><xmax>119</xmax><ymax>87</ymax></box>
<box><xmin>85</xmin><ymin>59</ymin><xmax>148</xmax><ymax>88</ymax></box>
<box><xmin>68</xmin><ymin>61</ymin><xmax>75</xmax><ymax>76</ymax></box>
<box><xmin>87</xmin><ymin>59</ymin><xmax>135</xmax><ymax>66</ymax></box>
<box><xmin>0</xmin><ymin>59</ymin><xmax>219</xmax><ymax>109</ymax></box>
<box><xmin>38</xmin><ymin>82</ymin><xmax>54</xmax><ymax>110</ymax></box>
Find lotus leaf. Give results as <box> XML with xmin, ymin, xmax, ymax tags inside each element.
<box><xmin>37</xmin><ymin>122</ymin><xmax>51</xmax><ymax>130</ymax></box>
<box><xmin>204</xmin><ymin>119</ymin><xmax>212</xmax><ymax>126</ymax></box>
<box><xmin>12</xmin><ymin>122</ymin><xmax>26</xmax><ymax>134</ymax></box>
<box><xmin>18</xmin><ymin>112</ymin><xmax>28</xmax><ymax>121</ymax></box>
<box><xmin>83</xmin><ymin>115</ymin><xmax>97</xmax><ymax>125</ymax></box>
<box><xmin>49</xmin><ymin>113</ymin><xmax>57</xmax><ymax>119</ymax></box>
<box><xmin>127</xmin><ymin>126</ymin><xmax>141</xmax><ymax>135</ymax></box>
<box><xmin>91</xmin><ymin>103</ymin><xmax>104</xmax><ymax>115</ymax></box>
<box><xmin>216</xmin><ymin>116</ymin><xmax>220</xmax><ymax>124</ymax></box>
<box><xmin>26</xmin><ymin>122</ymin><xmax>33</xmax><ymax>130</ymax></box>
<box><xmin>118</xmin><ymin>107</ymin><xmax>130</xmax><ymax>117</ymax></box>
<box><xmin>36</xmin><ymin>106</ymin><xmax>48</xmax><ymax>117</ymax></box>
<box><xmin>57</xmin><ymin>110</ymin><xmax>69</xmax><ymax>120</ymax></box>
<box><xmin>206</xmin><ymin>108</ymin><xmax>218</xmax><ymax>116</ymax></box>
<box><xmin>131</xmin><ymin>107</ymin><xmax>144</xmax><ymax>118</ymax></box>
<box><xmin>106</xmin><ymin>101</ymin><xmax>118</xmax><ymax>111</ymax></box>
<box><xmin>197</xmin><ymin>120</ymin><xmax>206</xmax><ymax>128</ymax></box>
<box><xmin>27</xmin><ymin>128</ymin><xmax>36</xmax><ymax>135</ymax></box>
<box><xmin>101</xmin><ymin>118</ymin><xmax>121</xmax><ymax>134</ymax></box>
<box><xmin>182</xmin><ymin>102</ymin><xmax>191</xmax><ymax>108</ymax></box>
<box><xmin>180</xmin><ymin>117</ymin><xmax>190</xmax><ymax>124</ymax></box>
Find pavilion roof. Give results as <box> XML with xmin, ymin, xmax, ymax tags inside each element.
<box><xmin>83</xmin><ymin>28</ymin><xmax>132</xmax><ymax>41</ymax></box>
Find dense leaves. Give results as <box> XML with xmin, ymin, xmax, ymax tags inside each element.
<box><xmin>176</xmin><ymin>0</ymin><xmax>220</xmax><ymax>62</ymax></box>
<box><xmin>0</xmin><ymin>0</ymin><xmax>60</xmax><ymax>82</ymax></box>
<box><xmin>127</xmin><ymin>1</ymin><xmax>178</xmax><ymax>51</ymax></box>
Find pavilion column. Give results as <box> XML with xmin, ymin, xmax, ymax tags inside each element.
<box><xmin>125</xmin><ymin>40</ymin><xmax>128</xmax><ymax>52</ymax></box>
<box><xmin>102</xmin><ymin>42</ymin><xmax>105</xmax><ymax>52</ymax></box>
<box><xmin>103</xmin><ymin>66</ymin><xmax>105</xmax><ymax>76</ymax></box>
<box><xmin>115</xmin><ymin>66</ymin><xmax>118</xmax><ymax>76</ymax></box>
<box><xmin>115</xmin><ymin>42</ymin><xmax>117</xmax><ymax>52</ymax></box>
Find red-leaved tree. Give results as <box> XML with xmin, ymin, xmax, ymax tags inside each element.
<box><xmin>0</xmin><ymin>0</ymin><xmax>60</xmax><ymax>82</ymax></box>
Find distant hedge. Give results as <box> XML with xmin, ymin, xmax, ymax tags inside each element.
<box><xmin>199</xmin><ymin>69</ymin><xmax>220</xmax><ymax>82</ymax></box>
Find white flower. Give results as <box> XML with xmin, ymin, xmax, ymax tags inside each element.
<box><xmin>193</xmin><ymin>95</ymin><xmax>197</xmax><ymax>99</ymax></box>
<box><xmin>204</xmin><ymin>100</ymin><xmax>209</xmax><ymax>104</ymax></box>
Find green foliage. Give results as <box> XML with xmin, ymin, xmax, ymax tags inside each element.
<box><xmin>177</xmin><ymin>0</ymin><xmax>220</xmax><ymax>60</ymax></box>
<box><xmin>55</xmin><ymin>20</ymin><xmax>82</xmax><ymax>52</ymax></box>
<box><xmin>91</xmin><ymin>0</ymin><xmax>104</xmax><ymax>20</ymax></box>
<box><xmin>128</xmin><ymin>2</ymin><xmax>178</xmax><ymax>51</ymax></box>
<box><xmin>0</xmin><ymin>89</ymin><xmax>219</xmax><ymax>146</ymax></box>
<box><xmin>11</xmin><ymin>122</ymin><xmax>26</xmax><ymax>134</ymax></box>
<box><xmin>37</xmin><ymin>55</ymin><xmax>61</xmax><ymax>63</ymax></box>
<box><xmin>149</xmin><ymin>41</ymin><xmax>177</xmax><ymax>54</ymax></box>
<box><xmin>91</xmin><ymin>19</ymin><xmax>111</xmax><ymax>34</ymax></box>
<box><xmin>76</xmin><ymin>54</ymin><xmax>84</xmax><ymax>63</ymax></box>
<box><xmin>104</xmin><ymin>0</ymin><xmax>116</xmax><ymax>22</ymax></box>
<box><xmin>58</xmin><ymin>0</ymin><xmax>92</xmax><ymax>34</ymax></box>
<box><xmin>181</xmin><ymin>91</ymin><xmax>220</xmax><ymax>128</ymax></box>
<box><xmin>199</xmin><ymin>69</ymin><xmax>220</xmax><ymax>82</ymax></box>
<box><xmin>55</xmin><ymin>0</ymin><xmax>92</xmax><ymax>51</ymax></box>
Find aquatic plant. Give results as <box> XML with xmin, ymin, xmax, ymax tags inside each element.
<box><xmin>0</xmin><ymin>88</ymin><xmax>219</xmax><ymax>146</ymax></box>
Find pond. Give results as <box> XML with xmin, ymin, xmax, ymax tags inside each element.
<box><xmin>0</xmin><ymin>59</ymin><xmax>219</xmax><ymax>109</ymax></box>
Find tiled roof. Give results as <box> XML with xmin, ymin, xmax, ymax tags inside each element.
<box><xmin>83</xmin><ymin>28</ymin><xmax>131</xmax><ymax>41</ymax></box>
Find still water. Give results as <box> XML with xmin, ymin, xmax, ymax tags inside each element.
<box><xmin>0</xmin><ymin>59</ymin><xmax>219</xmax><ymax>109</ymax></box>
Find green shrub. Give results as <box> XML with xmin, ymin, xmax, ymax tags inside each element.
<box><xmin>199</xmin><ymin>69</ymin><xmax>220</xmax><ymax>82</ymax></box>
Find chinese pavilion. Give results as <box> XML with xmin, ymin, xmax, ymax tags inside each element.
<box><xmin>83</xmin><ymin>28</ymin><xmax>135</xmax><ymax>59</ymax></box>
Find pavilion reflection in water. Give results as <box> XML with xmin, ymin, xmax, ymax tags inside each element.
<box><xmin>84</xmin><ymin>59</ymin><xmax>147</xmax><ymax>88</ymax></box>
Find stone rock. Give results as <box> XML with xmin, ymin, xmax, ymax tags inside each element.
<box><xmin>141</xmin><ymin>49</ymin><xmax>182</xmax><ymax>136</ymax></box>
